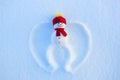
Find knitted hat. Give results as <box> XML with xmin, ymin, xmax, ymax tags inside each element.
<box><xmin>52</xmin><ymin>14</ymin><xmax>66</xmax><ymax>25</ymax></box>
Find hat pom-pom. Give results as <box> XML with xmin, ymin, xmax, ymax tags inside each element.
<box><xmin>55</xmin><ymin>13</ymin><xmax>63</xmax><ymax>17</ymax></box>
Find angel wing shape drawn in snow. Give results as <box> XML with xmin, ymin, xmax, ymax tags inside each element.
<box><xmin>29</xmin><ymin>22</ymin><xmax>91</xmax><ymax>73</ymax></box>
<box><xmin>29</xmin><ymin>23</ymin><xmax>54</xmax><ymax>72</ymax></box>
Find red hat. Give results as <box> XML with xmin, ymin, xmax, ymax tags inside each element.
<box><xmin>52</xmin><ymin>14</ymin><xmax>66</xmax><ymax>25</ymax></box>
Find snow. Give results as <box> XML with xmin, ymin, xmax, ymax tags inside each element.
<box><xmin>0</xmin><ymin>0</ymin><xmax>120</xmax><ymax>80</ymax></box>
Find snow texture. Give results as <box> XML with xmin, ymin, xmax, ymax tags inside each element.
<box><xmin>0</xmin><ymin>0</ymin><xmax>120</xmax><ymax>80</ymax></box>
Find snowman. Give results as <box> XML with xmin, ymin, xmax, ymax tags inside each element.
<box><xmin>47</xmin><ymin>14</ymin><xmax>77</xmax><ymax>73</ymax></box>
<box><xmin>53</xmin><ymin>14</ymin><xmax>68</xmax><ymax>45</ymax></box>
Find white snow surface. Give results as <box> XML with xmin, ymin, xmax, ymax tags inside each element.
<box><xmin>0</xmin><ymin>0</ymin><xmax>120</xmax><ymax>80</ymax></box>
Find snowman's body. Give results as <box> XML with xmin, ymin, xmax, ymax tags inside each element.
<box><xmin>54</xmin><ymin>23</ymin><xmax>68</xmax><ymax>45</ymax></box>
<box><xmin>53</xmin><ymin>23</ymin><xmax>76</xmax><ymax>72</ymax></box>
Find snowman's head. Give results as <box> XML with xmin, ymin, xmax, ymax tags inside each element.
<box><xmin>52</xmin><ymin>14</ymin><xmax>66</xmax><ymax>28</ymax></box>
<box><xmin>53</xmin><ymin>22</ymin><xmax>66</xmax><ymax>28</ymax></box>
